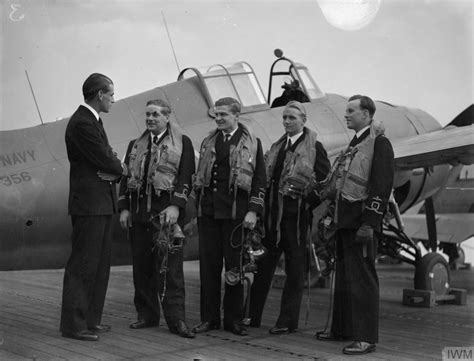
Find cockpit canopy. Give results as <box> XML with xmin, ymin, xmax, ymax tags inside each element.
<box><xmin>178</xmin><ymin>62</ymin><xmax>269</xmax><ymax>114</ymax></box>
<box><xmin>177</xmin><ymin>55</ymin><xmax>325</xmax><ymax>114</ymax></box>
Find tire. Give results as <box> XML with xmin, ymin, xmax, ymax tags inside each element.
<box><xmin>414</xmin><ymin>252</ymin><xmax>450</xmax><ymax>296</ymax></box>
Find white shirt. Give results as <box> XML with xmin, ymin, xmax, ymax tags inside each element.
<box><xmin>82</xmin><ymin>103</ymin><xmax>99</xmax><ymax>121</ymax></box>
<box><xmin>222</xmin><ymin>127</ymin><xmax>238</xmax><ymax>141</ymax></box>
<box><xmin>150</xmin><ymin>129</ymin><xmax>167</xmax><ymax>144</ymax></box>
<box><xmin>355</xmin><ymin>125</ymin><xmax>370</xmax><ymax>139</ymax></box>
<box><xmin>287</xmin><ymin>130</ymin><xmax>304</xmax><ymax>147</ymax></box>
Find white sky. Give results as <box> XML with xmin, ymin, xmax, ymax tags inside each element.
<box><xmin>0</xmin><ymin>0</ymin><xmax>472</xmax><ymax>130</ymax></box>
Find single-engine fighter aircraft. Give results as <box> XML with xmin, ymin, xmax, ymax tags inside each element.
<box><xmin>400</xmin><ymin>163</ymin><xmax>474</xmax><ymax>270</ymax></box>
<box><xmin>1</xmin><ymin>50</ymin><xmax>473</xmax><ymax>298</ymax></box>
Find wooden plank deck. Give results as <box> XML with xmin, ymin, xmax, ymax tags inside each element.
<box><xmin>0</xmin><ymin>261</ymin><xmax>472</xmax><ymax>360</ymax></box>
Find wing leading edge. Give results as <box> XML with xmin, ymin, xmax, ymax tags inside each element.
<box><xmin>393</xmin><ymin>124</ymin><xmax>474</xmax><ymax>171</ymax></box>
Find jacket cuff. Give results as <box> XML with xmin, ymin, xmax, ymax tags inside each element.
<box><xmin>171</xmin><ymin>187</ymin><xmax>190</xmax><ymax>209</ymax></box>
<box><xmin>362</xmin><ymin>196</ymin><xmax>385</xmax><ymax>227</ymax></box>
<box><xmin>118</xmin><ymin>195</ymin><xmax>129</xmax><ymax>212</ymax></box>
<box><xmin>249</xmin><ymin>189</ymin><xmax>265</xmax><ymax>215</ymax></box>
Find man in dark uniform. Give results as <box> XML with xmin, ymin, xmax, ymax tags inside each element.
<box><xmin>118</xmin><ymin>99</ymin><xmax>195</xmax><ymax>338</ymax></box>
<box><xmin>316</xmin><ymin>95</ymin><xmax>394</xmax><ymax>355</ymax></box>
<box><xmin>192</xmin><ymin>97</ymin><xmax>266</xmax><ymax>336</ymax></box>
<box><xmin>61</xmin><ymin>73</ymin><xmax>125</xmax><ymax>341</ymax></box>
<box><xmin>249</xmin><ymin>101</ymin><xmax>330</xmax><ymax>334</ymax></box>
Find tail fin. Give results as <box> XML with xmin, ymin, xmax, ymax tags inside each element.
<box><xmin>445</xmin><ymin>104</ymin><xmax>473</xmax><ymax>127</ymax></box>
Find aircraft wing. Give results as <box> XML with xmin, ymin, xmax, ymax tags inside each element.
<box><xmin>401</xmin><ymin>213</ymin><xmax>474</xmax><ymax>244</ymax></box>
<box><xmin>393</xmin><ymin>124</ymin><xmax>474</xmax><ymax>170</ymax></box>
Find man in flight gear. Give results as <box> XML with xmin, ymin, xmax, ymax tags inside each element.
<box><xmin>118</xmin><ymin>99</ymin><xmax>196</xmax><ymax>338</ymax></box>
<box><xmin>315</xmin><ymin>95</ymin><xmax>394</xmax><ymax>355</ymax></box>
<box><xmin>192</xmin><ymin>97</ymin><xmax>266</xmax><ymax>336</ymax></box>
<box><xmin>248</xmin><ymin>100</ymin><xmax>330</xmax><ymax>334</ymax></box>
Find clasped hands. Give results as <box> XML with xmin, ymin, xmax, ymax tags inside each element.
<box><xmin>119</xmin><ymin>205</ymin><xmax>180</xmax><ymax>230</ymax></box>
<box><xmin>97</xmin><ymin>163</ymin><xmax>129</xmax><ymax>182</ymax></box>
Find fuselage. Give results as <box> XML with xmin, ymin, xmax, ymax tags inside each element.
<box><xmin>0</xmin><ymin>70</ymin><xmax>451</xmax><ymax>270</ymax></box>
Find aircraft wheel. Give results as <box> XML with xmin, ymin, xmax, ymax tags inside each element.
<box><xmin>414</xmin><ymin>252</ymin><xmax>450</xmax><ymax>296</ymax></box>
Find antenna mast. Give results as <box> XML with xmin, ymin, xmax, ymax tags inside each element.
<box><xmin>162</xmin><ymin>11</ymin><xmax>181</xmax><ymax>73</ymax></box>
<box><xmin>25</xmin><ymin>70</ymin><xmax>44</xmax><ymax>125</ymax></box>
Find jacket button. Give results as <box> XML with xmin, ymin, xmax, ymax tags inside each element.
<box><xmin>213</xmin><ymin>172</ymin><xmax>217</xmax><ymax>176</ymax></box>
<box><xmin>213</xmin><ymin>188</ymin><xmax>217</xmax><ymax>192</ymax></box>
<box><xmin>213</xmin><ymin>164</ymin><xmax>217</xmax><ymax>168</ymax></box>
<box><xmin>213</xmin><ymin>180</ymin><xmax>217</xmax><ymax>184</ymax></box>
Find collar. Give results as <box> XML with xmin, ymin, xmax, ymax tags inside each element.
<box><xmin>287</xmin><ymin>130</ymin><xmax>304</xmax><ymax>145</ymax></box>
<box><xmin>355</xmin><ymin>125</ymin><xmax>370</xmax><ymax>139</ymax></box>
<box><xmin>82</xmin><ymin>103</ymin><xmax>100</xmax><ymax>121</ymax></box>
<box><xmin>150</xmin><ymin>129</ymin><xmax>167</xmax><ymax>142</ymax></box>
<box><xmin>222</xmin><ymin>127</ymin><xmax>238</xmax><ymax>139</ymax></box>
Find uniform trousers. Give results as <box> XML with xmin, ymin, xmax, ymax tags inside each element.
<box><xmin>331</xmin><ymin>228</ymin><xmax>379</xmax><ymax>343</ymax></box>
<box><xmin>129</xmin><ymin>220</ymin><xmax>186</xmax><ymax>330</ymax></box>
<box><xmin>60</xmin><ymin>215</ymin><xmax>113</xmax><ymax>333</ymax></box>
<box><xmin>197</xmin><ymin>215</ymin><xmax>244</xmax><ymax>326</ymax></box>
<box><xmin>249</xmin><ymin>212</ymin><xmax>307</xmax><ymax>330</ymax></box>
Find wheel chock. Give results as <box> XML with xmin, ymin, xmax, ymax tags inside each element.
<box><xmin>402</xmin><ymin>288</ymin><xmax>467</xmax><ymax>307</ymax></box>
<box><xmin>403</xmin><ymin>289</ymin><xmax>436</xmax><ymax>307</ymax></box>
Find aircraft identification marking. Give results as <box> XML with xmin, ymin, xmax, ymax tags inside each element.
<box><xmin>0</xmin><ymin>150</ymin><xmax>36</xmax><ymax>167</ymax></box>
<box><xmin>1</xmin><ymin>172</ymin><xmax>32</xmax><ymax>186</ymax></box>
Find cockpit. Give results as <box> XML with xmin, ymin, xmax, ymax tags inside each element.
<box><xmin>177</xmin><ymin>50</ymin><xmax>325</xmax><ymax>114</ymax></box>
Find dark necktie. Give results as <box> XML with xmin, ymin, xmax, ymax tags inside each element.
<box><xmin>349</xmin><ymin>135</ymin><xmax>358</xmax><ymax>147</ymax></box>
<box><xmin>153</xmin><ymin>134</ymin><xmax>159</xmax><ymax>145</ymax></box>
<box><xmin>285</xmin><ymin>138</ymin><xmax>292</xmax><ymax>151</ymax></box>
<box><xmin>224</xmin><ymin>133</ymin><xmax>231</xmax><ymax>143</ymax></box>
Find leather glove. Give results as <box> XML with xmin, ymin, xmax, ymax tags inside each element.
<box><xmin>355</xmin><ymin>224</ymin><xmax>373</xmax><ymax>244</ymax></box>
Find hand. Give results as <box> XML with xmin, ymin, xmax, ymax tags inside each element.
<box><xmin>161</xmin><ymin>205</ymin><xmax>180</xmax><ymax>224</ymax></box>
<box><xmin>120</xmin><ymin>210</ymin><xmax>132</xmax><ymax>229</ymax></box>
<box><xmin>243</xmin><ymin>211</ymin><xmax>257</xmax><ymax>229</ymax></box>
<box><xmin>355</xmin><ymin>224</ymin><xmax>374</xmax><ymax>244</ymax></box>
<box><xmin>97</xmin><ymin>171</ymin><xmax>120</xmax><ymax>182</ymax></box>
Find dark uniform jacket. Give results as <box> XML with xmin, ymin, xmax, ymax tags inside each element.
<box><xmin>198</xmin><ymin>126</ymin><xmax>266</xmax><ymax>219</ymax></box>
<box><xmin>65</xmin><ymin>105</ymin><xmax>122</xmax><ymax>215</ymax></box>
<box><xmin>118</xmin><ymin>129</ymin><xmax>195</xmax><ymax>221</ymax></box>
<box><xmin>336</xmin><ymin>129</ymin><xmax>394</xmax><ymax>230</ymax></box>
<box><xmin>267</xmin><ymin>128</ymin><xmax>331</xmax><ymax>225</ymax></box>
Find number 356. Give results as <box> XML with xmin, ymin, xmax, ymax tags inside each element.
<box><xmin>1</xmin><ymin>172</ymin><xmax>32</xmax><ymax>186</ymax></box>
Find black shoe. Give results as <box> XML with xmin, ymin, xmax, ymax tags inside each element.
<box><xmin>61</xmin><ymin>330</ymin><xmax>99</xmax><ymax>341</ymax></box>
<box><xmin>269</xmin><ymin>326</ymin><xmax>297</xmax><ymax>335</ymax></box>
<box><xmin>224</xmin><ymin>322</ymin><xmax>248</xmax><ymax>336</ymax></box>
<box><xmin>343</xmin><ymin>341</ymin><xmax>376</xmax><ymax>355</ymax></box>
<box><xmin>129</xmin><ymin>319</ymin><xmax>159</xmax><ymax>329</ymax></box>
<box><xmin>192</xmin><ymin>321</ymin><xmax>220</xmax><ymax>334</ymax></box>
<box><xmin>88</xmin><ymin>324</ymin><xmax>111</xmax><ymax>333</ymax></box>
<box><xmin>315</xmin><ymin>331</ymin><xmax>348</xmax><ymax>341</ymax></box>
<box><xmin>175</xmin><ymin>320</ymin><xmax>195</xmax><ymax>339</ymax></box>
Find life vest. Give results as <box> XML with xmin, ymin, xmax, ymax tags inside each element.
<box><xmin>127</xmin><ymin>122</ymin><xmax>183</xmax><ymax>211</ymax></box>
<box><xmin>322</xmin><ymin>120</ymin><xmax>385</xmax><ymax>204</ymax></box>
<box><xmin>265</xmin><ymin>128</ymin><xmax>318</xmax><ymax>245</ymax></box>
<box><xmin>193</xmin><ymin>122</ymin><xmax>258</xmax><ymax>218</ymax></box>
<box><xmin>265</xmin><ymin>127</ymin><xmax>318</xmax><ymax>198</ymax></box>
